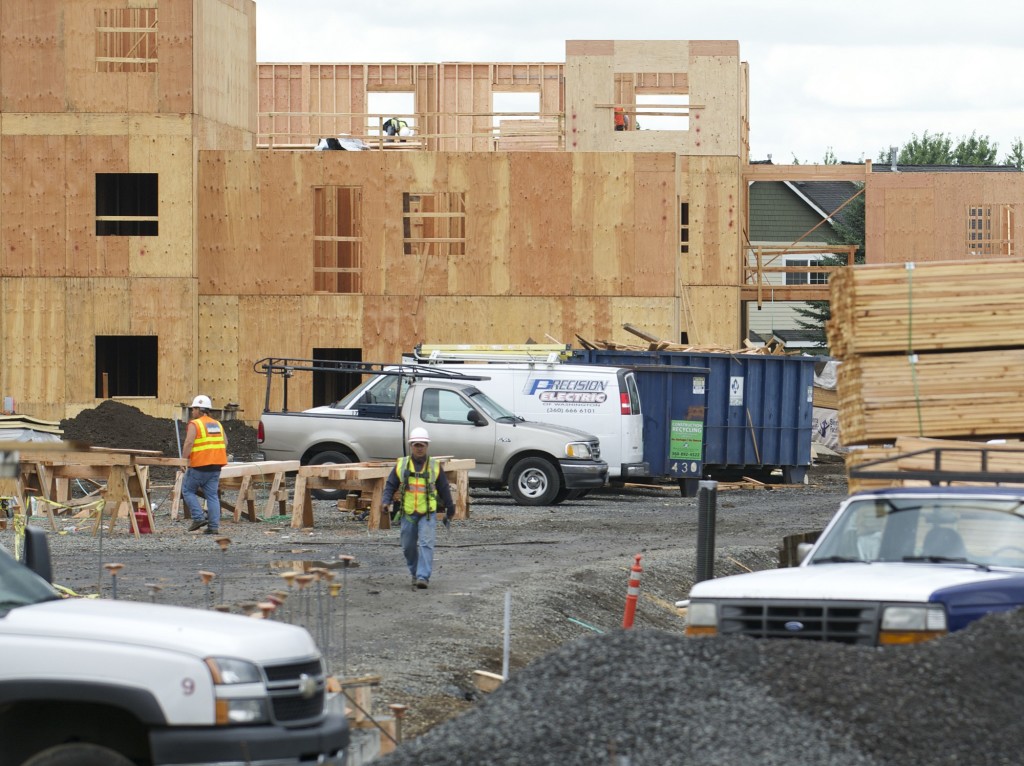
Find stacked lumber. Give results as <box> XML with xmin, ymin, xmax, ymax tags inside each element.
<box><xmin>827</xmin><ymin>258</ymin><xmax>1024</xmax><ymax>445</ymax></box>
<box><xmin>827</xmin><ymin>257</ymin><xmax>1024</xmax><ymax>357</ymax></box>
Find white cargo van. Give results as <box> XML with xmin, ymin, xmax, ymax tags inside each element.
<box><xmin>313</xmin><ymin>349</ymin><xmax>648</xmax><ymax>481</ymax></box>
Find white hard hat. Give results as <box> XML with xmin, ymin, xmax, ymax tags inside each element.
<box><xmin>190</xmin><ymin>394</ymin><xmax>212</xmax><ymax>409</ymax></box>
<box><xmin>408</xmin><ymin>427</ymin><xmax>430</xmax><ymax>444</ymax></box>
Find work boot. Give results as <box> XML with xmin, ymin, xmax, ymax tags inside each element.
<box><xmin>188</xmin><ymin>519</ymin><xmax>208</xmax><ymax>532</ymax></box>
<box><xmin>204</xmin><ymin>527</ymin><xmax>220</xmax><ymax>535</ymax></box>
<box><xmin>415</xmin><ymin>579</ymin><xmax>428</xmax><ymax>590</ymax></box>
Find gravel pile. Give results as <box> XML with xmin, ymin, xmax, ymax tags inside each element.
<box><xmin>378</xmin><ymin>609</ymin><xmax>1024</xmax><ymax>766</ymax></box>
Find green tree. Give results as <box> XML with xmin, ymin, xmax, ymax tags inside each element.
<box><xmin>1005</xmin><ymin>139</ymin><xmax>1024</xmax><ymax>170</ymax></box>
<box><xmin>880</xmin><ymin>131</ymin><xmax>999</xmax><ymax>166</ymax></box>
<box><xmin>791</xmin><ymin>191</ymin><xmax>866</xmax><ymax>349</ymax></box>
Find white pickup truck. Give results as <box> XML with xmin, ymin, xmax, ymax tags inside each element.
<box><xmin>684</xmin><ymin>447</ymin><xmax>1024</xmax><ymax>646</ymax></box>
<box><xmin>0</xmin><ymin>526</ymin><xmax>348</xmax><ymax>766</ymax></box>
<box><xmin>255</xmin><ymin>358</ymin><xmax>609</xmax><ymax>505</ymax></box>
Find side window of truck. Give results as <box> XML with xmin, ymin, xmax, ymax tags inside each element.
<box><xmin>421</xmin><ymin>388</ymin><xmax>475</xmax><ymax>425</ymax></box>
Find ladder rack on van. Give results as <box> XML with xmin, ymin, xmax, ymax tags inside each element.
<box><xmin>253</xmin><ymin>357</ymin><xmax>487</xmax><ymax>413</ymax></box>
<box><xmin>411</xmin><ymin>343</ymin><xmax>573</xmax><ymax>365</ymax></box>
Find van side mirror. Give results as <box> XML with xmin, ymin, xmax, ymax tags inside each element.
<box><xmin>467</xmin><ymin>410</ymin><xmax>486</xmax><ymax>426</ymax></box>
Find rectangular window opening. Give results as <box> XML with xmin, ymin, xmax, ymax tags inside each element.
<box><xmin>313</xmin><ymin>186</ymin><xmax>363</xmax><ymax>293</ymax></box>
<box><xmin>403</xmin><ymin>192</ymin><xmax>466</xmax><ymax>258</ymax></box>
<box><xmin>368</xmin><ymin>92</ymin><xmax>415</xmax><ymax>137</ymax></box>
<box><xmin>967</xmin><ymin>204</ymin><xmax>1014</xmax><ymax>256</ymax></box>
<box><xmin>95</xmin><ymin>336</ymin><xmax>158</xmax><ymax>398</ymax></box>
<box><xmin>96</xmin><ymin>7</ymin><xmax>158</xmax><ymax>73</ymax></box>
<box><xmin>635</xmin><ymin>93</ymin><xmax>690</xmax><ymax>131</ymax></box>
<box><xmin>311</xmin><ymin>348</ymin><xmax>362</xmax><ymax>407</ymax></box>
<box><xmin>96</xmin><ymin>173</ymin><xmax>158</xmax><ymax>236</ymax></box>
<box><xmin>680</xmin><ymin>201</ymin><xmax>690</xmax><ymax>254</ymax></box>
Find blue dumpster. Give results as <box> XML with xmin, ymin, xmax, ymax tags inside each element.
<box><xmin>629</xmin><ymin>365</ymin><xmax>709</xmax><ymax>496</ymax></box>
<box><xmin>571</xmin><ymin>349</ymin><xmax>820</xmax><ymax>487</ymax></box>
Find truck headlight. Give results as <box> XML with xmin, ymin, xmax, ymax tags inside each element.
<box><xmin>565</xmin><ymin>442</ymin><xmax>592</xmax><ymax>459</ymax></box>
<box><xmin>206</xmin><ymin>658</ymin><xmax>271</xmax><ymax>725</ymax></box>
<box><xmin>879</xmin><ymin>605</ymin><xmax>948</xmax><ymax>645</ymax></box>
<box><xmin>684</xmin><ymin>601</ymin><xmax>719</xmax><ymax>637</ymax></box>
<box><xmin>206</xmin><ymin>657</ymin><xmax>262</xmax><ymax>684</ymax></box>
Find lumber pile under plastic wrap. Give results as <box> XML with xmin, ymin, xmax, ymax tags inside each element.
<box><xmin>828</xmin><ymin>258</ymin><xmax>1024</xmax><ymax>446</ymax></box>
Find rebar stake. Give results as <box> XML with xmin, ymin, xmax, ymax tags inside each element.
<box><xmin>104</xmin><ymin>562</ymin><xmax>124</xmax><ymax>600</ymax></box>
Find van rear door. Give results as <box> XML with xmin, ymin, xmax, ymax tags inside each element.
<box><xmin>618</xmin><ymin>370</ymin><xmax>647</xmax><ymax>478</ymax></box>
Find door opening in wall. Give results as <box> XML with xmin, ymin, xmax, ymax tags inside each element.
<box><xmin>95</xmin><ymin>336</ymin><xmax>158</xmax><ymax>398</ymax></box>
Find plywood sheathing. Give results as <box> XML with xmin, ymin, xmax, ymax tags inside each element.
<box><xmin>2</xmin><ymin>116</ymin><xmax>193</xmax><ymax>279</ymax></box>
<box><xmin>865</xmin><ymin>172</ymin><xmax>1024</xmax><ymax>265</ymax></box>
<box><xmin>0</xmin><ymin>277</ymin><xmax>195</xmax><ymax>421</ymax></box>
<box><xmin>564</xmin><ymin>40</ymin><xmax>743</xmax><ymax>157</ymax></box>
<box><xmin>194</xmin><ymin>0</ymin><xmax>256</xmax><ymax>133</ymax></box>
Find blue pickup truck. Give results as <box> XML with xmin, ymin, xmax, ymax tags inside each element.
<box><xmin>684</xmin><ymin>447</ymin><xmax>1024</xmax><ymax>646</ymax></box>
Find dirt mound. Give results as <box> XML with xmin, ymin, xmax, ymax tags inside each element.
<box><xmin>60</xmin><ymin>400</ymin><xmax>259</xmax><ymax>459</ymax></box>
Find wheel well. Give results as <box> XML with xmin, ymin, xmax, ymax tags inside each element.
<box><xmin>0</xmin><ymin>700</ymin><xmax>150</xmax><ymax>765</ymax></box>
<box><xmin>301</xmin><ymin>443</ymin><xmax>357</xmax><ymax>465</ymax></box>
<box><xmin>502</xmin><ymin>451</ymin><xmax>562</xmax><ymax>485</ymax></box>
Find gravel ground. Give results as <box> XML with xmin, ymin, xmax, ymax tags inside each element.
<box><xmin>14</xmin><ymin>457</ymin><xmax>849</xmax><ymax>742</ymax></box>
<box><xmin>22</xmin><ymin>401</ymin><xmax>1020</xmax><ymax>764</ymax></box>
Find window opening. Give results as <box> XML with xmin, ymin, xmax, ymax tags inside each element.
<box><xmin>492</xmin><ymin>91</ymin><xmax>540</xmax><ymax>129</ymax></box>
<box><xmin>785</xmin><ymin>258</ymin><xmax>828</xmax><ymax>286</ymax></box>
<box><xmin>313</xmin><ymin>186</ymin><xmax>362</xmax><ymax>293</ymax></box>
<box><xmin>403</xmin><ymin>192</ymin><xmax>466</xmax><ymax>257</ymax></box>
<box><xmin>680</xmin><ymin>202</ymin><xmax>690</xmax><ymax>254</ymax></box>
<box><xmin>368</xmin><ymin>92</ymin><xmax>415</xmax><ymax>137</ymax></box>
<box><xmin>96</xmin><ymin>173</ymin><xmax>158</xmax><ymax>236</ymax></box>
<box><xmin>967</xmin><ymin>204</ymin><xmax>1014</xmax><ymax>256</ymax></box>
<box><xmin>635</xmin><ymin>93</ymin><xmax>689</xmax><ymax>131</ymax></box>
<box><xmin>96</xmin><ymin>7</ymin><xmax>158</xmax><ymax>73</ymax></box>
<box><xmin>95</xmin><ymin>336</ymin><xmax>157</xmax><ymax>397</ymax></box>
<box><xmin>312</xmin><ymin>348</ymin><xmax>362</xmax><ymax>407</ymax></box>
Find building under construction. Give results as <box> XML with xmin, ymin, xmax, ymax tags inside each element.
<box><xmin>1</xmin><ymin>0</ymin><xmax>1020</xmax><ymax>421</ymax></box>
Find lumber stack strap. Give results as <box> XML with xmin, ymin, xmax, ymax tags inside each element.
<box><xmin>827</xmin><ymin>257</ymin><xmax>1024</xmax><ymax>357</ymax></box>
<box><xmin>830</xmin><ymin>257</ymin><xmax>1024</xmax><ymax>446</ymax></box>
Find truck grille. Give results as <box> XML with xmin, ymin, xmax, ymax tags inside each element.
<box><xmin>719</xmin><ymin>600</ymin><xmax>880</xmax><ymax>645</ymax></box>
<box><xmin>263</xmin><ymin>658</ymin><xmax>327</xmax><ymax>725</ymax></box>
<box><xmin>591</xmin><ymin>441</ymin><xmax>601</xmax><ymax>460</ymax></box>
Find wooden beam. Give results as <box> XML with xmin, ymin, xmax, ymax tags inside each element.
<box><xmin>743</xmin><ymin>162</ymin><xmax>872</xmax><ymax>182</ymax></box>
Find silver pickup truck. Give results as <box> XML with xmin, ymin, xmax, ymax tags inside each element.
<box><xmin>255</xmin><ymin>358</ymin><xmax>609</xmax><ymax>505</ymax></box>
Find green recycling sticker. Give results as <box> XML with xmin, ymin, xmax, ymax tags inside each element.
<box><xmin>669</xmin><ymin>420</ymin><xmax>704</xmax><ymax>461</ymax></box>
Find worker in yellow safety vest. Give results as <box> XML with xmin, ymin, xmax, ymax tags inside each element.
<box><xmin>181</xmin><ymin>394</ymin><xmax>229</xmax><ymax>535</ymax></box>
<box><xmin>381</xmin><ymin>427</ymin><xmax>456</xmax><ymax>590</ymax></box>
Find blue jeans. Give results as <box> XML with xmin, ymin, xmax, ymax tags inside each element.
<box><xmin>183</xmin><ymin>468</ymin><xmax>222</xmax><ymax>529</ymax></box>
<box><xmin>400</xmin><ymin>513</ymin><xmax>436</xmax><ymax>582</ymax></box>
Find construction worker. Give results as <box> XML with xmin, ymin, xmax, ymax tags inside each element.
<box><xmin>614</xmin><ymin>106</ymin><xmax>627</xmax><ymax>131</ymax></box>
<box><xmin>181</xmin><ymin>394</ymin><xmax>229</xmax><ymax>535</ymax></box>
<box><xmin>381</xmin><ymin>428</ymin><xmax>456</xmax><ymax>589</ymax></box>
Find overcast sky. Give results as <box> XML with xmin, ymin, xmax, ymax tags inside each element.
<box><xmin>255</xmin><ymin>0</ymin><xmax>1024</xmax><ymax>165</ymax></box>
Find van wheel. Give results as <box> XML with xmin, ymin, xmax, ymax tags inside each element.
<box><xmin>551</xmin><ymin>486</ymin><xmax>570</xmax><ymax>504</ymax></box>
<box><xmin>508</xmin><ymin>457</ymin><xmax>559</xmax><ymax>506</ymax></box>
<box><xmin>23</xmin><ymin>744</ymin><xmax>135</xmax><ymax>766</ymax></box>
<box><xmin>308</xmin><ymin>450</ymin><xmax>352</xmax><ymax>500</ymax></box>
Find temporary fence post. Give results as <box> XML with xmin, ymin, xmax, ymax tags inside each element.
<box><xmin>622</xmin><ymin>554</ymin><xmax>643</xmax><ymax>629</ymax></box>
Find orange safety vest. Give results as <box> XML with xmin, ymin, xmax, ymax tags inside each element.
<box><xmin>189</xmin><ymin>415</ymin><xmax>228</xmax><ymax>468</ymax></box>
<box><xmin>614</xmin><ymin>107</ymin><xmax>625</xmax><ymax>128</ymax></box>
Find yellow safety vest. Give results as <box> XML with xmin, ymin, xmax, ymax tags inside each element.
<box><xmin>397</xmin><ymin>456</ymin><xmax>439</xmax><ymax>515</ymax></box>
